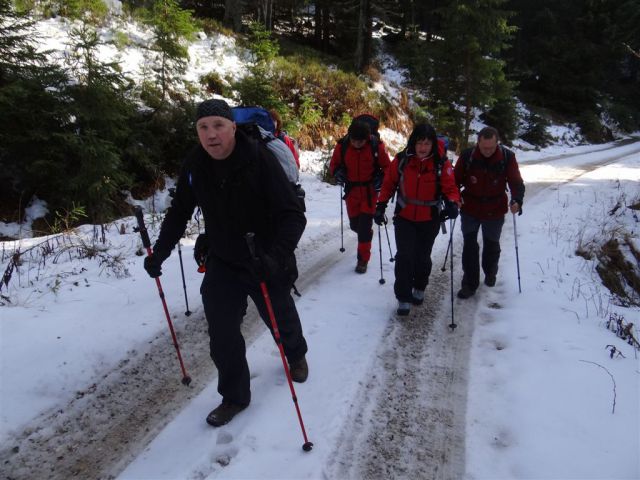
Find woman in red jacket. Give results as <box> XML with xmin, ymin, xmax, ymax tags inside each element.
<box><xmin>375</xmin><ymin>124</ymin><xmax>461</xmax><ymax>316</ymax></box>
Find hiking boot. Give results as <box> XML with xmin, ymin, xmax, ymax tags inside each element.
<box><xmin>206</xmin><ymin>400</ymin><xmax>247</xmax><ymax>427</ymax></box>
<box><xmin>289</xmin><ymin>356</ymin><xmax>308</xmax><ymax>383</ymax></box>
<box><xmin>411</xmin><ymin>288</ymin><xmax>425</xmax><ymax>305</ymax></box>
<box><xmin>397</xmin><ymin>301</ymin><xmax>411</xmax><ymax>316</ymax></box>
<box><xmin>484</xmin><ymin>274</ymin><xmax>496</xmax><ymax>287</ymax></box>
<box><xmin>457</xmin><ymin>285</ymin><xmax>476</xmax><ymax>299</ymax></box>
<box><xmin>355</xmin><ymin>261</ymin><xmax>367</xmax><ymax>274</ymax></box>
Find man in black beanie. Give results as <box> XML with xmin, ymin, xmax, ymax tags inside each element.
<box><xmin>143</xmin><ymin>98</ymin><xmax>309</xmax><ymax>427</ymax></box>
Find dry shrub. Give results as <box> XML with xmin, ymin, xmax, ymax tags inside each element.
<box><xmin>595</xmin><ymin>237</ymin><xmax>640</xmax><ymax>306</ymax></box>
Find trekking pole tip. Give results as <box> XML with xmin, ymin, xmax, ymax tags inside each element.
<box><xmin>379</xmin><ymin>278</ymin><xmax>385</xmax><ymax>285</ymax></box>
<box><xmin>185</xmin><ymin>310</ymin><xmax>192</xmax><ymax>316</ymax></box>
<box><xmin>339</xmin><ymin>247</ymin><xmax>345</xmax><ymax>253</ymax></box>
<box><xmin>302</xmin><ymin>441</ymin><xmax>314</xmax><ymax>452</ymax></box>
<box><xmin>449</xmin><ymin>323</ymin><xmax>457</xmax><ymax>331</ymax></box>
<box><xmin>181</xmin><ymin>376</ymin><xmax>192</xmax><ymax>386</ymax></box>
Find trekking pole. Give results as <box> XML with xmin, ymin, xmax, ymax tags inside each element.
<box><xmin>245</xmin><ymin>233</ymin><xmax>313</xmax><ymax>452</ymax></box>
<box><xmin>441</xmin><ymin>217</ymin><xmax>457</xmax><ymax>272</ymax></box>
<box><xmin>448</xmin><ymin>218</ymin><xmax>457</xmax><ymax>331</ymax></box>
<box><xmin>134</xmin><ymin>207</ymin><xmax>192</xmax><ymax>386</ymax></box>
<box><xmin>377</xmin><ymin>225</ymin><xmax>385</xmax><ymax>285</ymax></box>
<box><xmin>512</xmin><ymin>212</ymin><xmax>522</xmax><ymax>293</ymax></box>
<box><xmin>339</xmin><ymin>187</ymin><xmax>345</xmax><ymax>252</ymax></box>
<box><xmin>176</xmin><ymin>241</ymin><xmax>192</xmax><ymax>316</ymax></box>
<box><xmin>168</xmin><ymin>188</ymin><xmax>191</xmax><ymax>316</ymax></box>
<box><xmin>383</xmin><ymin>222</ymin><xmax>394</xmax><ymax>262</ymax></box>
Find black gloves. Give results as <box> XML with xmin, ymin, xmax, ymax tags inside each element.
<box><xmin>144</xmin><ymin>253</ymin><xmax>163</xmax><ymax>278</ymax></box>
<box><xmin>333</xmin><ymin>167</ymin><xmax>347</xmax><ymax>186</ymax></box>
<box><xmin>510</xmin><ymin>199</ymin><xmax>523</xmax><ymax>216</ymax></box>
<box><xmin>194</xmin><ymin>233</ymin><xmax>208</xmax><ymax>269</ymax></box>
<box><xmin>440</xmin><ymin>200</ymin><xmax>459</xmax><ymax>221</ymax></box>
<box><xmin>374</xmin><ymin>202</ymin><xmax>387</xmax><ymax>226</ymax></box>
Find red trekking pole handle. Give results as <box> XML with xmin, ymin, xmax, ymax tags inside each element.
<box><xmin>134</xmin><ymin>207</ymin><xmax>192</xmax><ymax>387</ymax></box>
<box><xmin>245</xmin><ymin>232</ymin><xmax>313</xmax><ymax>452</ymax></box>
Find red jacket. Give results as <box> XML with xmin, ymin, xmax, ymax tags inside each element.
<box><xmin>329</xmin><ymin>138</ymin><xmax>391</xmax><ymax>211</ymax></box>
<box><xmin>276</xmin><ymin>130</ymin><xmax>300</xmax><ymax>168</ymax></box>
<box><xmin>378</xmin><ymin>151</ymin><xmax>460</xmax><ymax>222</ymax></box>
<box><xmin>454</xmin><ymin>145</ymin><xmax>525</xmax><ymax>220</ymax></box>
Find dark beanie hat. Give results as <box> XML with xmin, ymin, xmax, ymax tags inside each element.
<box><xmin>196</xmin><ymin>99</ymin><xmax>234</xmax><ymax>122</ymax></box>
<box><xmin>348</xmin><ymin>120</ymin><xmax>371</xmax><ymax>141</ymax></box>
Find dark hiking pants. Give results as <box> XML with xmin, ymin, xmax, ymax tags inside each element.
<box><xmin>460</xmin><ymin>212</ymin><xmax>504</xmax><ymax>290</ymax></box>
<box><xmin>200</xmin><ymin>259</ymin><xmax>308</xmax><ymax>407</ymax></box>
<box><xmin>393</xmin><ymin>216</ymin><xmax>440</xmax><ymax>303</ymax></box>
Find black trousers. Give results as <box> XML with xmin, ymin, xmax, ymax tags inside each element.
<box><xmin>393</xmin><ymin>216</ymin><xmax>440</xmax><ymax>303</ymax></box>
<box><xmin>460</xmin><ymin>212</ymin><xmax>504</xmax><ymax>290</ymax></box>
<box><xmin>200</xmin><ymin>259</ymin><xmax>308</xmax><ymax>406</ymax></box>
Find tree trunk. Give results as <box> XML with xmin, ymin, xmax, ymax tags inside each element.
<box><xmin>314</xmin><ymin>0</ymin><xmax>322</xmax><ymax>47</ymax></box>
<box><xmin>223</xmin><ymin>0</ymin><xmax>243</xmax><ymax>32</ymax></box>
<box><xmin>354</xmin><ymin>0</ymin><xmax>372</xmax><ymax>71</ymax></box>
<box><xmin>264</xmin><ymin>0</ymin><xmax>274</xmax><ymax>30</ymax></box>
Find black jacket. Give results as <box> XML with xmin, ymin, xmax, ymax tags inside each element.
<box><xmin>153</xmin><ymin>130</ymin><xmax>306</xmax><ymax>275</ymax></box>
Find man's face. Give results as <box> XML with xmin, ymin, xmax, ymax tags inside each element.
<box><xmin>196</xmin><ymin>116</ymin><xmax>236</xmax><ymax>160</ymax></box>
<box><xmin>350</xmin><ymin>138</ymin><xmax>367</xmax><ymax>150</ymax></box>
<box><xmin>478</xmin><ymin>136</ymin><xmax>498</xmax><ymax>158</ymax></box>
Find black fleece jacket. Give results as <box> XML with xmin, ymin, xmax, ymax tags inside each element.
<box><xmin>153</xmin><ymin>130</ymin><xmax>306</xmax><ymax>271</ymax></box>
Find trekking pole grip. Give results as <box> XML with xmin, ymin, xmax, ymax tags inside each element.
<box><xmin>134</xmin><ymin>206</ymin><xmax>152</xmax><ymax>251</ymax></box>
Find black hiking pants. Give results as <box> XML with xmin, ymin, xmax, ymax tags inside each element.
<box><xmin>200</xmin><ymin>258</ymin><xmax>308</xmax><ymax>407</ymax></box>
<box><xmin>460</xmin><ymin>212</ymin><xmax>504</xmax><ymax>290</ymax></box>
<box><xmin>393</xmin><ymin>216</ymin><xmax>440</xmax><ymax>303</ymax></box>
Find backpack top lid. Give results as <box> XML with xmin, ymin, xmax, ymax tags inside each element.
<box><xmin>231</xmin><ymin>106</ymin><xmax>276</xmax><ymax>134</ymax></box>
<box><xmin>352</xmin><ymin>113</ymin><xmax>380</xmax><ymax>138</ymax></box>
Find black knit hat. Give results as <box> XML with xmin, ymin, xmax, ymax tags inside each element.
<box><xmin>348</xmin><ymin>120</ymin><xmax>371</xmax><ymax>141</ymax></box>
<box><xmin>196</xmin><ymin>99</ymin><xmax>234</xmax><ymax>122</ymax></box>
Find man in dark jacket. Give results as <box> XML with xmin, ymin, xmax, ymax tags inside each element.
<box><xmin>143</xmin><ymin>99</ymin><xmax>309</xmax><ymax>427</ymax></box>
<box><xmin>454</xmin><ymin>127</ymin><xmax>525</xmax><ymax>299</ymax></box>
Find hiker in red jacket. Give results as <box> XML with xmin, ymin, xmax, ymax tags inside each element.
<box><xmin>375</xmin><ymin>123</ymin><xmax>461</xmax><ymax>316</ymax></box>
<box><xmin>329</xmin><ymin>119</ymin><xmax>391</xmax><ymax>273</ymax></box>
<box><xmin>270</xmin><ymin>109</ymin><xmax>300</xmax><ymax>169</ymax></box>
<box><xmin>454</xmin><ymin>126</ymin><xmax>525</xmax><ymax>299</ymax></box>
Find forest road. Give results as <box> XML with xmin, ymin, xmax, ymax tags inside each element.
<box><xmin>1</xmin><ymin>138</ymin><xmax>638</xmax><ymax>479</ymax></box>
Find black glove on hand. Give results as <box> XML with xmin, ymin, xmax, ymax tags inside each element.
<box><xmin>510</xmin><ymin>199</ymin><xmax>523</xmax><ymax>216</ymax></box>
<box><xmin>193</xmin><ymin>233</ymin><xmax>208</xmax><ymax>267</ymax></box>
<box><xmin>144</xmin><ymin>253</ymin><xmax>163</xmax><ymax>278</ymax></box>
<box><xmin>374</xmin><ymin>202</ymin><xmax>387</xmax><ymax>226</ymax></box>
<box><xmin>333</xmin><ymin>167</ymin><xmax>347</xmax><ymax>186</ymax></box>
<box><xmin>440</xmin><ymin>201</ymin><xmax>459</xmax><ymax>221</ymax></box>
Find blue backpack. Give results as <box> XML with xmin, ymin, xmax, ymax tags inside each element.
<box><xmin>232</xmin><ymin>106</ymin><xmax>276</xmax><ymax>134</ymax></box>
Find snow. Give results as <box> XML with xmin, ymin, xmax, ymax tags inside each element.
<box><xmin>2</xmin><ymin>141</ymin><xmax>639</xmax><ymax>479</ymax></box>
<box><xmin>2</xmin><ymin>13</ymin><xmax>639</xmax><ymax>480</ymax></box>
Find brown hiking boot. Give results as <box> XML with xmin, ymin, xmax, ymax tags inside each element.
<box><xmin>289</xmin><ymin>356</ymin><xmax>308</xmax><ymax>383</ymax></box>
<box><xmin>206</xmin><ymin>400</ymin><xmax>247</xmax><ymax>427</ymax></box>
<box><xmin>355</xmin><ymin>261</ymin><xmax>367</xmax><ymax>274</ymax></box>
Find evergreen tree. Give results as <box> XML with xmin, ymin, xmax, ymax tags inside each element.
<box><xmin>143</xmin><ymin>0</ymin><xmax>196</xmax><ymax>103</ymax></box>
<box><xmin>432</xmin><ymin>0</ymin><xmax>516</xmax><ymax>147</ymax></box>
